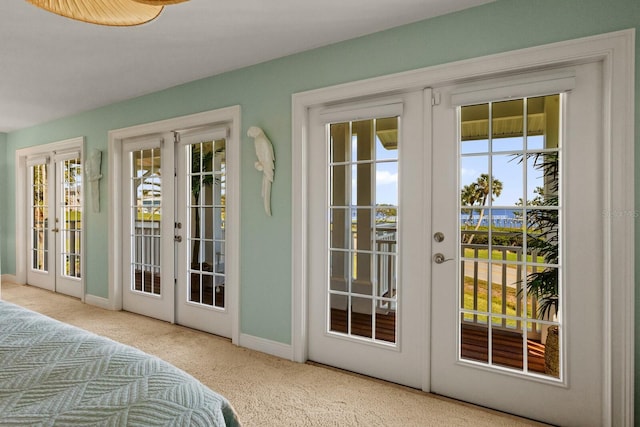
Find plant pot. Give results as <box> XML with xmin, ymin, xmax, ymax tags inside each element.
<box><xmin>544</xmin><ymin>325</ymin><xmax>559</xmax><ymax>377</ymax></box>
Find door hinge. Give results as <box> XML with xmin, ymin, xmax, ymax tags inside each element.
<box><xmin>432</xmin><ymin>92</ymin><xmax>441</xmax><ymax>106</ymax></box>
<box><xmin>174</xmin><ymin>132</ymin><xmax>180</xmax><ymax>144</ymax></box>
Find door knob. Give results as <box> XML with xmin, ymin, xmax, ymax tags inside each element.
<box><xmin>433</xmin><ymin>232</ymin><xmax>445</xmax><ymax>242</ymax></box>
<box><xmin>174</xmin><ymin>235</ymin><xmax>182</xmax><ymax>242</ymax></box>
<box><xmin>433</xmin><ymin>253</ymin><xmax>452</xmax><ymax>264</ymax></box>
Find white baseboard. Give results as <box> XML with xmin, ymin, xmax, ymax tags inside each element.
<box><xmin>84</xmin><ymin>294</ymin><xmax>112</xmax><ymax>310</ymax></box>
<box><xmin>1</xmin><ymin>274</ymin><xmax>20</xmax><ymax>284</ymax></box>
<box><xmin>239</xmin><ymin>333</ymin><xmax>294</xmax><ymax>361</ymax></box>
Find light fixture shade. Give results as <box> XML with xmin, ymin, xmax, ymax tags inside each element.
<box><xmin>132</xmin><ymin>0</ymin><xmax>188</xmax><ymax>4</ymax></box>
<box><xmin>25</xmin><ymin>0</ymin><xmax>164</xmax><ymax>26</ymax></box>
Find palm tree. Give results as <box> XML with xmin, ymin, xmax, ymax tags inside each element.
<box><xmin>191</xmin><ymin>144</ymin><xmax>215</xmax><ymax>268</ymax></box>
<box><xmin>461</xmin><ymin>174</ymin><xmax>503</xmax><ymax>244</ymax></box>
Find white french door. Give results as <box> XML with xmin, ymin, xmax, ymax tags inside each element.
<box><xmin>175</xmin><ymin>127</ymin><xmax>232</xmax><ymax>337</ymax></box>
<box><xmin>430</xmin><ymin>62</ymin><xmax>604</xmax><ymax>426</ymax></box>
<box><xmin>307</xmin><ymin>91</ymin><xmax>427</xmax><ymax>387</ymax></box>
<box><xmin>26</xmin><ymin>145</ymin><xmax>83</xmax><ymax>299</ymax></box>
<box><xmin>122</xmin><ymin>134</ymin><xmax>175</xmax><ymax>322</ymax></box>
<box><xmin>121</xmin><ymin>126</ymin><xmax>232</xmax><ymax>337</ymax></box>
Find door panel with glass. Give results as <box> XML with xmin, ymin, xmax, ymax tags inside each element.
<box><xmin>431</xmin><ymin>63</ymin><xmax>604</xmax><ymax>426</ymax></box>
<box><xmin>122</xmin><ymin>136</ymin><xmax>175</xmax><ymax>322</ymax></box>
<box><xmin>308</xmin><ymin>92</ymin><xmax>426</xmax><ymax>388</ymax></box>
<box><xmin>175</xmin><ymin>129</ymin><xmax>231</xmax><ymax>337</ymax></box>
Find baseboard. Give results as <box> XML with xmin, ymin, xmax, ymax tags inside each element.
<box><xmin>84</xmin><ymin>294</ymin><xmax>112</xmax><ymax>310</ymax></box>
<box><xmin>239</xmin><ymin>333</ymin><xmax>294</xmax><ymax>361</ymax></box>
<box><xmin>1</xmin><ymin>274</ymin><xmax>20</xmax><ymax>284</ymax></box>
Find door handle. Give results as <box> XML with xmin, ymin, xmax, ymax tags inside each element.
<box><xmin>433</xmin><ymin>253</ymin><xmax>453</xmax><ymax>264</ymax></box>
<box><xmin>174</xmin><ymin>235</ymin><xmax>182</xmax><ymax>242</ymax></box>
<box><xmin>52</xmin><ymin>228</ymin><xmax>59</xmax><ymax>233</ymax></box>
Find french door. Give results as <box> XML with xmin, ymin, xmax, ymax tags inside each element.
<box><xmin>307</xmin><ymin>91</ymin><xmax>427</xmax><ymax>387</ymax></box>
<box><xmin>430</xmin><ymin>63</ymin><xmax>604</xmax><ymax>425</ymax></box>
<box><xmin>26</xmin><ymin>148</ymin><xmax>83</xmax><ymax>299</ymax></box>
<box><xmin>307</xmin><ymin>63</ymin><xmax>605</xmax><ymax>424</ymax></box>
<box><xmin>122</xmin><ymin>126</ymin><xmax>232</xmax><ymax>337</ymax></box>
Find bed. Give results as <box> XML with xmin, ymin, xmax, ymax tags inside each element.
<box><xmin>0</xmin><ymin>300</ymin><xmax>240</xmax><ymax>426</ymax></box>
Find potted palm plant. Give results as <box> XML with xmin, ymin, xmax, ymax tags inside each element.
<box><xmin>519</xmin><ymin>152</ymin><xmax>560</xmax><ymax>376</ymax></box>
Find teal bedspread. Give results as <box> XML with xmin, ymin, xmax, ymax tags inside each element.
<box><xmin>0</xmin><ymin>300</ymin><xmax>240</xmax><ymax>426</ymax></box>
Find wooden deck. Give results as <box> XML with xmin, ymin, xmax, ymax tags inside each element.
<box><xmin>134</xmin><ymin>270</ymin><xmax>225</xmax><ymax>307</ymax></box>
<box><xmin>330</xmin><ymin>308</ymin><xmax>546</xmax><ymax>374</ymax></box>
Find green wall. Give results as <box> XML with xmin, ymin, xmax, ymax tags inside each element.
<box><xmin>3</xmin><ymin>0</ymin><xmax>639</xmax><ymax>415</ymax></box>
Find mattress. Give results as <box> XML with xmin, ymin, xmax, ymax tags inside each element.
<box><xmin>0</xmin><ymin>300</ymin><xmax>240</xmax><ymax>426</ymax></box>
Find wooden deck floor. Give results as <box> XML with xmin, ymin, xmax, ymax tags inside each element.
<box><xmin>330</xmin><ymin>309</ymin><xmax>546</xmax><ymax>374</ymax></box>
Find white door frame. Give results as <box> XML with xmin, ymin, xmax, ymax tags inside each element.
<box><xmin>14</xmin><ymin>137</ymin><xmax>86</xmax><ymax>300</ymax></box>
<box><xmin>108</xmin><ymin>106</ymin><xmax>241</xmax><ymax>345</ymax></box>
<box><xmin>291</xmin><ymin>30</ymin><xmax>634</xmax><ymax>424</ymax></box>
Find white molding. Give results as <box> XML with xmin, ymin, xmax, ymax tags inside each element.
<box><xmin>84</xmin><ymin>294</ymin><xmax>111</xmax><ymax>310</ymax></box>
<box><xmin>1</xmin><ymin>274</ymin><xmax>20</xmax><ymax>284</ymax></box>
<box><xmin>108</xmin><ymin>106</ymin><xmax>241</xmax><ymax>345</ymax></box>
<box><xmin>239</xmin><ymin>333</ymin><xmax>294</xmax><ymax>361</ymax></box>
<box><xmin>291</xmin><ymin>29</ymin><xmax>634</xmax><ymax>426</ymax></box>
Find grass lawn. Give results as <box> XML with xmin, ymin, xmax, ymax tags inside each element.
<box><xmin>462</xmin><ymin>276</ymin><xmax>537</xmax><ymax>329</ymax></box>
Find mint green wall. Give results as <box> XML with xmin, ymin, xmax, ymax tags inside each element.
<box><xmin>3</xmin><ymin>0</ymin><xmax>639</xmax><ymax>413</ymax></box>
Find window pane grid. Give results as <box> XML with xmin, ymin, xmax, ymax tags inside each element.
<box><xmin>130</xmin><ymin>148</ymin><xmax>162</xmax><ymax>296</ymax></box>
<box><xmin>31</xmin><ymin>164</ymin><xmax>49</xmax><ymax>272</ymax></box>
<box><xmin>459</xmin><ymin>95</ymin><xmax>561</xmax><ymax>379</ymax></box>
<box><xmin>59</xmin><ymin>158</ymin><xmax>82</xmax><ymax>279</ymax></box>
<box><xmin>188</xmin><ymin>140</ymin><xmax>226</xmax><ymax>309</ymax></box>
<box><xmin>328</xmin><ymin>117</ymin><xmax>398</xmax><ymax>345</ymax></box>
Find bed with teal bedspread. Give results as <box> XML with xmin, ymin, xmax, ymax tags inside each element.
<box><xmin>0</xmin><ymin>300</ymin><xmax>240</xmax><ymax>426</ymax></box>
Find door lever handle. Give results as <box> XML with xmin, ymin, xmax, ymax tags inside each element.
<box><xmin>433</xmin><ymin>253</ymin><xmax>453</xmax><ymax>264</ymax></box>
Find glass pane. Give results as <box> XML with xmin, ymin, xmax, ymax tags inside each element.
<box><xmin>350</xmin><ymin>296</ymin><xmax>373</xmax><ymax>339</ymax></box>
<box><xmin>351</xmin><ymin>252</ymin><xmax>372</xmax><ymax>295</ymax></box>
<box><xmin>460</xmin><ymin>104</ymin><xmax>489</xmax><ymax>153</ymax></box>
<box><xmin>460</xmin><ymin>312</ymin><xmax>488</xmax><ymax>363</ymax></box>
<box><xmin>376</xmin><ymin>162</ymin><xmax>397</xmax><ymax>205</ymax></box>
<box><xmin>330</xmin><ymin>123</ymin><xmax>349</xmax><ymax>163</ymax></box>
<box><xmin>329</xmin><ymin>293</ymin><xmax>349</xmax><ymax>334</ymax></box>
<box><xmin>491</xmin><ymin>154</ymin><xmax>521</xmax><ymax>207</ymax></box>
<box><xmin>352</xmin><ymin>208</ymin><xmax>372</xmax><ymax>251</ymax></box>
<box><xmin>492</xmin><ymin>319</ymin><xmax>524</xmax><ymax>371</ymax></box>
<box><xmin>352</xmin><ymin>120</ymin><xmax>374</xmax><ymax>162</ymax></box>
<box><xmin>330</xmin><ymin>251</ymin><xmax>348</xmax><ymax>292</ymax></box>
<box><xmin>354</xmin><ymin>163</ymin><xmax>373</xmax><ymax>206</ymax></box>
<box><xmin>375</xmin><ymin>117</ymin><xmax>398</xmax><ymax>160</ymax></box>
<box><xmin>330</xmin><ymin>165</ymin><xmax>349</xmax><ymax>206</ymax></box>
<box><xmin>330</xmin><ymin>208</ymin><xmax>349</xmax><ymax>250</ymax></box>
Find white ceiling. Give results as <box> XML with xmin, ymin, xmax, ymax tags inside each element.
<box><xmin>0</xmin><ymin>0</ymin><xmax>493</xmax><ymax>133</ymax></box>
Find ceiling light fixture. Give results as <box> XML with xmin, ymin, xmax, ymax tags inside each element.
<box><xmin>25</xmin><ymin>0</ymin><xmax>188</xmax><ymax>27</ymax></box>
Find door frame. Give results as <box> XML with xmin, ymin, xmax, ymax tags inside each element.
<box><xmin>14</xmin><ymin>137</ymin><xmax>86</xmax><ymax>300</ymax></box>
<box><xmin>107</xmin><ymin>106</ymin><xmax>241</xmax><ymax>345</ymax></box>
<box><xmin>291</xmin><ymin>29</ymin><xmax>634</xmax><ymax>424</ymax></box>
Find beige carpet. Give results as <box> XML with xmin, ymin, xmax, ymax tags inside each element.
<box><xmin>1</xmin><ymin>282</ymin><xmax>548</xmax><ymax>427</ymax></box>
